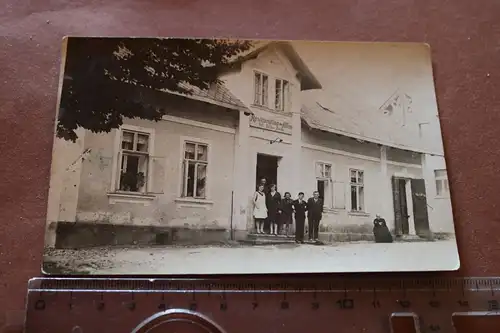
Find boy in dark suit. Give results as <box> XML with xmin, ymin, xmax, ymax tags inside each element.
<box><xmin>293</xmin><ymin>192</ymin><xmax>308</xmax><ymax>243</ymax></box>
<box><xmin>307</xmin><ymin>191</ymin><xmax>323</xmax><ymax>242</ymax></box>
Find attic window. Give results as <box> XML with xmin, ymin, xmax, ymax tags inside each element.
<box><xmin>275</xmin><ymin>79</ymin><xmax>289</xmax><ymax>111</ymax></box>
<box><xmin>254</xmin><ymin>72</ymin><xmax>268</xmax><ymax>106</ymax></box>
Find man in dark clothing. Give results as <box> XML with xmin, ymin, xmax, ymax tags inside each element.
<box><xmin>307</xmin><ymin>191</ymin><xmax>323</xmax><ymax>242</ymax></box>
<box><xmin>293</xmin><ymin>192</ymin><xmax>308</xmax><ymax>243</ymax></box>
<box><xmin>279</xmin><ymin>192</ymin><xmax>294</xmax><ymax>236</ymax></box>
<box><xmin>266</xmin><ymin>184</ymin><xmax>282</xmax><ymax>235</ymax></box>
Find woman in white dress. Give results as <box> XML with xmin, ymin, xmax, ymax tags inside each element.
<box><xmin>253</xmin><ymin>184</ymin><xmax>268</xmax><ymax>234</ymax></box>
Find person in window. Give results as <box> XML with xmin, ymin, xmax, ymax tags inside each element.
<box><xmin>307</xmin><ymin>191</ymin><xmax>323</xmax><ymax>242</ymax></box>
<box><xmin>293</xmin><ymin>192</ymin><xmax>308</xmax><ymax>243</ymax></box>
<box><xmin>253</xmin><ymin>184</ymin><xmax>268</xmax><ymax>234</ymax></box>
<box><xmin>373</xmin><ymin>214</ymin><xmax>393</xmax><ymax>243</ymax></box>
<box><xmin>259</xmin><ymin>178</ymin><xmax>270</xmax><ymax>194</ymax></box>
<box><xmin>266</xmin><ymin>184</ymin><xmax>282</xmax><ymax>235</ymax></box>
<box><xmin>279</xmin><ymin>192</ymin><xmax>294</xmax><ymax>236</ymax></box>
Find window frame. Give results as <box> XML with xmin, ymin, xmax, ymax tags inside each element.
<box><xmin>119</xmin><ymin>131</ymin><xmax>149</xmax><ymax>193</ymax></box>
<box><xmin>434</xmin><ymin>169</ymin><xmax>450</xmax><ymax>198</ymax></box>
<box><xmin>179</xmin><ymin>136</ymin><xmax>212</xmax><ymax>201</ymax></box>
<box><xmin>253</xmin><ymin>71</ymin><xmax>269</xmax><ymax>107</ymax></box>
<box><xmin>349</xmin><ymin>168</ymin><xmax>365</xmax><ymax>212</ymax></box>
<box><xmin>110</xmin><ymin>125</ymin><xmax>155</xmax><ymax>195</ymax></box>
<box><xmin>315</xmin><ymin>161</ymin><xmax>334</xmax><ymax>209</ymax></box>
<box><xmin>274</xmin><ymin>78</ymin><xmax>289</xmax><ymax>112</ymax></box>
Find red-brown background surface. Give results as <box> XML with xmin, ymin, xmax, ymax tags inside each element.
<box><xmin>1</xmin><ymin>0</ymin><xmax>500</xmax><ymax>328</ymax></box>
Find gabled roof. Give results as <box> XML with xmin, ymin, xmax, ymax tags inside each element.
<box><xmin>221</xmin><ymin>41</ymin><xmax>322</xmax><ymax>91</ymax></box>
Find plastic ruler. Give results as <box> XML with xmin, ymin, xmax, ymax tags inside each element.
<box><xmin>23</xmin><ymin>277</ymin><xmax>500</xmax><ymax>333</ymax></box>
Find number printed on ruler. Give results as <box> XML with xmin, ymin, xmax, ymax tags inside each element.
<box><xmin>24</xmin><ymin>278</ymin><xmax>500</xmax><ymax>333</ymax></box>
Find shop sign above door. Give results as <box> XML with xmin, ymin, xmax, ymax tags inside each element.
<box><xmin>249</xmin><ymin>114</ymin><xmax>292</xmax><ymax>135</ymax></box>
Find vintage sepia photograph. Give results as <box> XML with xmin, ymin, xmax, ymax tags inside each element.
<box><xmin>43</xmin><ymin>37</ymin><xmax>459</xmax><ymax>275</ymax></box>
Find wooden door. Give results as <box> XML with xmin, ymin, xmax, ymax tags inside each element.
<box><xmin>392</xmin><ymin>177</ymin><xmax>409</xmax><ymax>235</ymax></box>
<box><xmin>411</xmin><ymin>178</ymin><xmax>431</xmax><ymax>236</ymax></box>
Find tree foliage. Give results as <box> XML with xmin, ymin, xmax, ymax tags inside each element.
<box><xmin>57</xmin><ymin>37</ymin><xmax>252</xmax><ymax>141</ymax></box>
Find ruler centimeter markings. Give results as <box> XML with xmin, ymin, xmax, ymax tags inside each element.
<box><xmin>25</xmin><ymin>277</ymin><xmax>500</xmax><ymax>333</ymax></box>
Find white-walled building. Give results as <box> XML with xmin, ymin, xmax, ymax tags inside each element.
<box><xmin>45</xmin><ymin>41</ymin><xmax>455</xmax><ymax>248</ymax></box>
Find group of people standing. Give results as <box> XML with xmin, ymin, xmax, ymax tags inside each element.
<box><xmin>252</xmin><ymin>178</ymin><xmax>324</xmax><ymax>243</ymax></box>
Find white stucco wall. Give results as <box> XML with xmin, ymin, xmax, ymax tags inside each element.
<box><xmin>301</xmin><ymin>128</ymin><xmax>424</xmax><ymax>233</ymax></box>
<box><xmin>221</xmin><ymin>46</ymin><xmax>305</xmax><ymax>231</ymax></box>
<box><xmin>422</xmin><ymin>155</ymin><xmax>455</xmax><ymax>234</ymax></box>
<box><xmin>75</xmin><ymin>116</ymin><xmax>236</xmax><ymax>229</ymax></box>
<box><xmin>48</xmin><ymin>100</ymin><xmax>239</xmax><ymax>241</ymax></box>
<box><xmin>45</xmin><ymin>128</ymin><xmax>86</xmax><ymax>247</ymax></box>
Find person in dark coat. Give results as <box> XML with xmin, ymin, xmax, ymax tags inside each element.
<box><xmin>293</xmin><ymin>192</ymin><xmax>308</xmax><ymax>243</ymax></box>
<box><xmin>266</xmin><ymin>184</ymin><xmax>282</xmax><ymax>235</ymax></box>
<box><xmin>279</xmin><ymin>192</ymin><xmax>294</xmax><ymax>236</ymax></box>
<box><xmin>307</xmin><ymin>191</ymin><xmax>323</xmax><ymax>242</ymax></box>
<box><xmin>373</xmin><ymin>214</ymin><xmax>393</xmax><ymax>243</ymax></box>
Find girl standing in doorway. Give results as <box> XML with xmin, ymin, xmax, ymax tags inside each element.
<box><xmin>267</xmin><ymin>184</ymin><xmax>282</xmax><ymax>235</ymax></box>
<box><xmin>253</xmin><ymin>184</ymin><xmax>267</xmax><ymax>234</ymax></box>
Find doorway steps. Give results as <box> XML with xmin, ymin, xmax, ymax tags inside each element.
<box><xmin>241</xmin><ymin>233</ymin><xmax>297</xmax><ymax>245</ymax></box>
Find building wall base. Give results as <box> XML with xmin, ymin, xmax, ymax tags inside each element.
<box><xmin>53</xmin><ymin>222</ymin><xmax>240</xmax><ymax>249</ymax></box>
<box><xmin>50</xmin><ymin>222</ymin><xmax>456</xmax><ymax>249</ymax></box>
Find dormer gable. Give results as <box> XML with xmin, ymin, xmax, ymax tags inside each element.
<box><xmin>220</xmin><ymin>41</ymin><xmax>322</xmax><ymax>91</ymax></box>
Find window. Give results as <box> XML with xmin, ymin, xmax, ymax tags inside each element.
<box><xmin>254</xmin><ymin>72</ymin><xmax>268</xmax><ymax>106</ymax></box>
<box><xmin>275</xmin><ymin>79</ymin><xmax>289</xmax><ymax>111</ymax></box>
<box><xmin>316</xmin><ymin>162</ymin><xmax>332</xmax><ymax>208</ymax></box>
<box><xmin>435</xmin><ymin>169</ymin><xmax>449</xmax><ymax>197</ymax></box>
<box><xmin>182</xmin><ymin>141</ymin><xmax>209</xmax><ymax>199</ymax></box>
<box><xmin>316</xmin><ymin>162</ymin><xmax>332</xmax><ymax>179</ymax></box>
<box><xmin>350</xmin><ymin>169</ymin><xmax>364</xmax><ymax>212</ymax></box>
<box><xmin>118</xmin><ymin>130</ymin><xmax>150</xmax><ymax>193</ymax></box>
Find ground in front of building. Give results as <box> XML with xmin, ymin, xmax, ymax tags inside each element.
<box><xmin>43</xmin><ymin>239</ymin><xmax>459</xmax><ymax>275</ymax></box>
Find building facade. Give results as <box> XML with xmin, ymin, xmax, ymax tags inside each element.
<box><xmin>45</xmin><ymin>42</ymin><xmax>454</xmax><ymax>248</ymax></box>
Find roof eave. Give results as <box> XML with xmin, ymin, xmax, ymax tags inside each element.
<box><xmin>301</xmin><ymin>113</ymin><xmax>442</xmax><ymax>156</ymax></box>
<box><xmin>298</xmin><ymin>73</ymin><xmax>322</xmax><ymax>91</ymax></box>
<box><xmin>164</xmin><ymin>89</ymin><xmax>252</xmax><ymax>115</ymax></box>
<box><xmin>275</xmin><ymin>42</ymin><xmax>322</xmax><ymax>91</ymax></box>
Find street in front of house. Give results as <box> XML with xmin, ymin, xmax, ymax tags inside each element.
<box><xmin>44</xmin><ymin>239</ymin><xmax>459</xmax><ymax>275</ymax></box>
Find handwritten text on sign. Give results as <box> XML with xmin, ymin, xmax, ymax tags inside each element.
<box><xmin>250</xmin><ymin>115</ymin><xmax>292</xmax><ymax>134</ymax></box>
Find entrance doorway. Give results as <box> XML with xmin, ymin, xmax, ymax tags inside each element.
<box><xmin>410</xmin><ymin>179</ymin><xmax>431</xmax><ymax>236</ymax></box>
<box><xmin>392</xmin><ymin>176</ymin><xmax>431</xmax><ymax>237</ymax></box>
<box><xmin>255</xmin><ymin>154</ymin><xmax>279</xmax><ymax>189</ymax></box>
<box><xmin>392</xmin><ymin>177</ymin><xmax>410</xmax><ymax>235</ymax></box>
